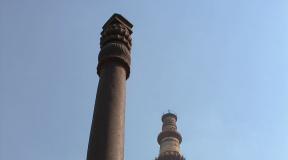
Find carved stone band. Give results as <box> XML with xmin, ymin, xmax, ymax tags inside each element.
<box><xmin>157</xmin><ymin>130</ymin><xmax>183</xmax><ymax>144</ymax></box>
<box><xmin>97</xmin><ymin>43</ymin><xmax>131</xmax><ymax>79</ymax></box>
<box><xmin>100</xmin><ymin>23</ymin><xmax>132</xmax><ymax>51</ymax></box>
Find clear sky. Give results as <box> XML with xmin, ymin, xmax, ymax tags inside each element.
<box><xmin>1</xmin><ymin>0</ymin><xmax>288</xmax><ymax>160</ymax></box>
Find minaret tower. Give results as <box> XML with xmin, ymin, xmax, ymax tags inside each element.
<box><xmin>156</xmin><ymin>113</ymin><xmax>185</xmax><ymax>160</ymax></box>
<box><xmin>87</xmin><ymin>14</ymin><xmax>133</xmax><ymax>160</ymax></box>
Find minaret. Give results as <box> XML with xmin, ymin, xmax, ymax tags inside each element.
<box><xmin>87</xmin><ymin>14</ymin><xmax>133</xmax><ymax>160</ymax></box>
<box><xmin>156</xmin><ymin>113</ymin><xmax>185</xmax><ymax>160</ymax></box>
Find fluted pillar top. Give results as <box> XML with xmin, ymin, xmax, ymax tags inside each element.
<box><xmin>97</xmin><ymin>13</ymin><xmax>133</xmax><ymax>79</ymax></box>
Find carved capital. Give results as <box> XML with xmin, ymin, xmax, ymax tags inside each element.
<box><xmin>97</xmin><ymin>14</ymin><xmax>133</xmax><ymax>79</ymax></box>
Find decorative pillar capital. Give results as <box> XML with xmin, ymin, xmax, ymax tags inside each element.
<box><xmin>97</xmin><ymin>13</ymin><xmax>133</xmax><ymax>79</ymax></box>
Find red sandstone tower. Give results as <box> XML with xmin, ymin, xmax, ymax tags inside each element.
<box><xmin>156</xmin><ymin>113</ymin><xmax>185</xmax><ymax>160</ymax></box>
<box><xmin>87</xmin><ymin>14</ymin><xmax>133</xmax><ymax>160</ymax></box>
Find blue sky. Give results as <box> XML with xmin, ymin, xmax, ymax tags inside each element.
<box><xmin>1</xmin><ymin>0</ymin><xmax>288</xmax><ymax>160</ymax></box>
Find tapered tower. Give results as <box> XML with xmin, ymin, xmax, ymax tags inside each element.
<box><xmin>87</xmin><ymin>14</ymin><xmax>133</xmax><ymax>160</ymax></box>
<box><xmin>156</xmin><ymin>113</ymin><xmax>185</xmax><ymax>160</ymax></box>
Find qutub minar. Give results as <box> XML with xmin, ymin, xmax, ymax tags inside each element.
<box><xmin>87</xmin><ymin>14</ymin><xmax>185</xmax><ymax>160</ymax></box>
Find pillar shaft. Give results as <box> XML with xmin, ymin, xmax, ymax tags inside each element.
<box><xmin>87</xmin><ymin>14</ymin><xmax>133</xmax><ymax>160</ymax></box>
<box><xmin>87</xmin><ymin>63</ymin><xmax>126</xmax><ymax>160</ymax></box>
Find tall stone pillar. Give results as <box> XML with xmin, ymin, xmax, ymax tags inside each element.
<box><xmin>156</xmin><ymin>113</ymin><xmax>185</xmax><ymax>160</ymax></box>
<box><xmin>87</xmin><ymin>14</ymin><xmax>133</xmax><ymax>160</ymax></box>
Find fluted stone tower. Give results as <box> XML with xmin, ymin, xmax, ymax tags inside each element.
<box><xmin>87</xmin><ymin>14</ymin><xmax>133</xmax><ymax>160</ymax></box>
<box><xmin>156</xmin><ymin>113</ymin><xmax>185</xmax><ymax>160</ymax></box>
